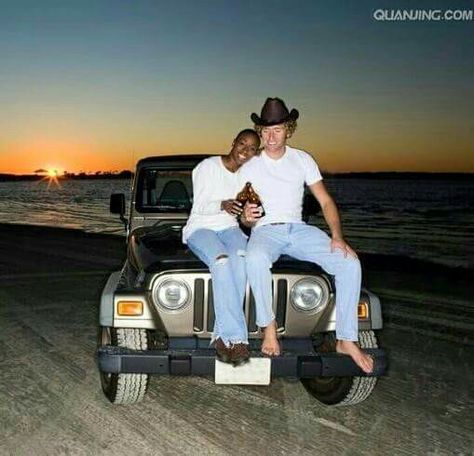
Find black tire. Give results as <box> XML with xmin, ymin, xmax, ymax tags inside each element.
<box><xmin>301</xmin><ymin>330</ymin><xmax>378</xmax><ymax>406</ymax></box>
<box><xmin>98</xmin><ymin>327</ymin><xmax>150</xmax><ymax>405</ymax></box>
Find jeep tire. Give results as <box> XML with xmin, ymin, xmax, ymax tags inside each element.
<box><xmin>301</xmin><ymin>330</ymin><xmax>379</xmax><ymax>406</ymax></box>
<box><xmin>98</xmin><ymin>327</ymin><xmax>150</xmax><ymax>404</ymax></box>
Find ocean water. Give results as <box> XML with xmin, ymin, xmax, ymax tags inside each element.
<box><xmin>0</xmin><ymin>179</ymin><xmax>131</xmax><ymax>235</ymax></box>
<box><xmin>317</xmin><ymin>178</ymin><xmax>474</xmax><ymax>269</ymax></box>
<box><xmin>0</xmin><ymin>177</ymin><xmax>472</xmax><ymax>269</ymax></box>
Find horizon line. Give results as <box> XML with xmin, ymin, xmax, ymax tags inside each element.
<box><xmin>1</xmin><ymin>170</ymin><xmax>473</xmax><ymax>178</ymax></box>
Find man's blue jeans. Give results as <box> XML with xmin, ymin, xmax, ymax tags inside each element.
<box><xmin>187</xmin><ymin>227</ymin><xmax>248</xmax><ymax>346</ymax></box>
<box><xmin>246</xmin><ymin>223</ymin><xmax>361</xmax><ymax>341</ymax></box>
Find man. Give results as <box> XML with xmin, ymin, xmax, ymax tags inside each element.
<box><xmin>240</xmin><ymin>97</ymin><xmax>373</xmax><ymax>374</ymax></box>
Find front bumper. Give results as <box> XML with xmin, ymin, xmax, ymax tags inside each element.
<box><xmin>97</xmin><ymin>338</ymin><xmax>387</xmax><ymax>378</ymax></box>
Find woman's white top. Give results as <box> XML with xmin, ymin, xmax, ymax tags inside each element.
<box><xmin>182</xmin><ymin>156</ymin><xmax>242</xmax><ymax>243</ymax></box>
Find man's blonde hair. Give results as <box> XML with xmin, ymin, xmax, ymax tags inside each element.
<box><xmin>254</xmin><ymin>120</ymin><xmax>298</xmax><ymax>138</ymax></box>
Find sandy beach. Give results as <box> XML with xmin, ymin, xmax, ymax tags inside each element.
<box><xmin>0</xmin><ymin>223</ymin><xmax>473</xmax><ymax>455</ymax></box>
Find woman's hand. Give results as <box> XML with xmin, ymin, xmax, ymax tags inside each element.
<box><xmin>221</xmin><ymin>199</ymin><xmax>243</xmax><ymax>216</ymax></box>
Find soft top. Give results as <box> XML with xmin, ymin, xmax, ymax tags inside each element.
<box><xmin>136</xmin><ymin>154</ymin><xmax>212</xmax><ymax>170</ymax></box>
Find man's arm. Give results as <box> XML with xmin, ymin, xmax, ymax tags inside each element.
<box><xmin>308</xmin><ymin>181</ymin><xmax>343</xmax><ymax>240</ymax></box>
<box><xmin>308</xmin><ymin>181</ymin><xmax>357</xmax><ymax>258</ymax></box>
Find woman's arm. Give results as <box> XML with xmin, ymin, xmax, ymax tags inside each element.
<box><xmin>190</xmin><ymin>161</ymin><xmax>223</xmax><ymax>215</ymax></box>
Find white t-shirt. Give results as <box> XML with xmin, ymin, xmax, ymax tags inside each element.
<box><xmin>239</xmin><ymin>146</ymin><xmax>323</xmax><ymax>227</ymax></box>
<box><xmin>182</xmin><ymin>156</ymin><xmax>242</xmax><ymax>243</ymax></box>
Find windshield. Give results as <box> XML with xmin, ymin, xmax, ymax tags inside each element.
<box><xmin>136</xmin><ymin>168</ymin><xmax>193</xmax><ymax>213</ymax></box>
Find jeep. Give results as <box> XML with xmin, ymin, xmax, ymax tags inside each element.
<box><xmin>97</xmin><ymin>155</ymin><xmax>387</xmax><ymax>406</ymax></box>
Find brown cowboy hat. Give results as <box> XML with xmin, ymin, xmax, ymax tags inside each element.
<box><xmin>251</xmin><ymin>97</ymin><xmax>299</xmax><ymax>126</ymax></box>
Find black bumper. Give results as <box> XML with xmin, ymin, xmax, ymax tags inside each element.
<box><xmin>97</xmin><ymin>338</ymin><xmax>387</xmax><ymax>378</ymax></box>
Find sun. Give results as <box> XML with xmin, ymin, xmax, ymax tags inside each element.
<box><xmin>40</xmin><ymin>166</ymin><xmax>63</xmax><ymax>188</ymax></box>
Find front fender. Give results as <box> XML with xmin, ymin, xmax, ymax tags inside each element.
<box><xmin>364</xmin><ymin>288</ymin><xmax>383</xmax><ymax>330</ymax></box>
<box><xmin>100</xmin><ymin>271</ymin><xmax>121</xmax><ymax>327</ymax></box>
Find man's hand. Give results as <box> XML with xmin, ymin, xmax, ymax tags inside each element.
<box><xmin>330</xmin><ymin>237</ymin><xmax>358</xmax><ymax>258</ymax></box>
<box><xmin>241</xmin><ymin>202</ymin><xmax>262</xmax><ymax>226</ymax></box>
<box><xmin>221</xmin><ymin>199</ymin><xmax>243</xmax><ymax>216</ymax></box>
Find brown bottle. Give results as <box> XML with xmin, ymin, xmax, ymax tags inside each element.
<box><xmin>236</xmin><ymin>182</ymin><xmax>252</xmax><ymax>205</ymax></box>
<box><xmin>247</xmin><ymin>183</ymin><xmax>265</xmax><ymax>217</ymax></box>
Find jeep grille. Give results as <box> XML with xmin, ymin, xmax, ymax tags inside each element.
<box><xmin>192</xmin><ymin>277</ymin><xmax>288</xmax><ymax>335</ymax></box>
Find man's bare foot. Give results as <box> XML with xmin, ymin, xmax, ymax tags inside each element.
<box><xmin>336</xmin><ymin>340</ymin><xmax>374</xmax><ymax>374</ymax></box>
<box><xmin>261</xmin><ymin>320</ymin><xmax>281</xmax><ymax>356</ymax></box>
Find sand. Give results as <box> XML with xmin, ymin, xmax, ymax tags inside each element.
<box><xmin>0</xmin><ymin>223</ymin><xmax>472</xmax><ymax>455</ymax></box>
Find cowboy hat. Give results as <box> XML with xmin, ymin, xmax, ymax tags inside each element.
<box><xmin>251</xmin><ymin>97</ymin><xmax>299</xmax><ymax>126</ymax></box>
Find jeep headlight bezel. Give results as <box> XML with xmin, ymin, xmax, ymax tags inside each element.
<box><xmin>290</xmin><ymin>277</ymin><xmax>329</xmax><ymax>313</ymax></box>
<box><xmin>153</xmin><ymin>279</ymin><xmax>191</xmax><ymax>311</ymax></box>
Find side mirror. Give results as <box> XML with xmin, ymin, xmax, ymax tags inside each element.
<box><xmin>302</xmin><ymin>193</ymin><xmax>319</xmax><ymax>222</ymax></box>
<box><xmin>110</xmin><ymin>193</ymin><xmax>125</xmax><ymax>215</ymax></box>
<box><xmin>110</xmin><ymin>193</ymin><xmax>127</xmax><ymax>230</ymax></box>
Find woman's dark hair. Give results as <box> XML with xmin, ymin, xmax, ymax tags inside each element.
<box><xmin>235</xmin><ymin>128</ymin><xmax>260</xmax><ymax>146</ymax></box>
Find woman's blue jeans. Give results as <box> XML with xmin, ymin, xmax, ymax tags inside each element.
<box><xmin>187</xmin><ymin>227</ymin><xmax>249</xmax><ymax>346</ymax></box>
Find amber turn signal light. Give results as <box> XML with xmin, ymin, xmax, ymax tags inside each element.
<box><xmin>117</xmin><ymin>301</ymin><xmax>143</xmax><ymax>316</ymax></box>
<box><xmin>358</xmin><ymin>301</ymin><xmax>369</xmax><ymax>319</ymax></box>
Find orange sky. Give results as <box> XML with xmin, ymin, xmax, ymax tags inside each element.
<box><xmin>1</xmin><ymin>117</ymin><xmax>472</xmax><ymax>174</ymax></box>
<box><xmin>1</xmin><ymin>1</ymin><xmax>473</xmax><ymax>175</ymax></box>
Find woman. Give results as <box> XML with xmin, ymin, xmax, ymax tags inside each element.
<box><xmin>182</xmin><ymin>129</ymin><xmax>260</xmax><ymax>365</ymax></box>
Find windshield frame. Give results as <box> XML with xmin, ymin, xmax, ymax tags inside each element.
<box><xmin>135</xmin><ymin>167</ymin><xmax>193</xmax><ymax>214</ymax></box>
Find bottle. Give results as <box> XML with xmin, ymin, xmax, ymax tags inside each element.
<box><xmin>247</xmin><ymin>183</ymin><xmax>265</xmax><ymax>217</ymax></box>
<box><xmin>236</xmin><ymin>182</ymin><xmax>252</xmax><ymax>206</ymax></box>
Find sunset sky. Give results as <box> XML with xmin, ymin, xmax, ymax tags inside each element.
<box><xmin>1</xmin><ymin>0</ymin><xmax>473</xmax><ymax>174</ymax></box>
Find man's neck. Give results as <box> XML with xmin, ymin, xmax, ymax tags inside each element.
<box><xmin>264</xmin><ymin>145</ymin><xmax>286</xmax><ymax>160</ymax></box>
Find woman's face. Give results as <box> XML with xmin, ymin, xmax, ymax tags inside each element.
<box><xmin>230</xmin><ymin>133</ymin><xmax>260</xmax><ymax>166</ymax></box>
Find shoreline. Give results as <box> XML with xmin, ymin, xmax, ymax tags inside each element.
<box><xmin>0</xmin><ymin>221</ymin><xmax>125</xmax><ymax>241</ymax></box>
<box><xmin>1</xmin><ymin>221</ymin><xmax>472</xmax><ymax>306</ymax></box>
<box><xmin>1</xmin><ymin>220</ymin><xmax>472</xmax><ymax>271</ymax></box>
<box><xmin>2</xmin><ymin>171</ymin><xmax>473</xmax><ymax>182</ymax></box>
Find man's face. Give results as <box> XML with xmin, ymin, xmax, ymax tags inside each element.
<box><xmin>261</xmin><ymin>124</ymin><xmax>287</xmax><ymax>153</ymax></box>
<box><xmin>230</xmin><ymin>133</ymin><xmax>260</xmax><ymax>166</ymax></box>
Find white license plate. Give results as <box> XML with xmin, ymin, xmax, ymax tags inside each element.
<box><xmin>215</xmin><ymin>358</ymin><xmax>271</xmax><ymax>385</ymax></box>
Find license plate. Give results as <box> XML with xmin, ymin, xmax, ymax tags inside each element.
<box><xmin>215</xmin><ymin>358</ymin><xmax>271</xmax><ymax>385</ymax></box>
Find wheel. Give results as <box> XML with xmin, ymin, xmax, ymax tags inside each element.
<box><xmin>98</xmin><ymin>327</ymin><xmax>150</xmax><ymax>404</ymax></box>
<box><xmin>301</xmin><ymin>330</ymin><xmax>379</xmax><ymax>406</ymax></box>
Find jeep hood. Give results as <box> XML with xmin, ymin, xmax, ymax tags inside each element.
<box><xmin>129</xmin><ymin>223</ymin><xmax>325</xmax><ymax>275</ymax></box>
<box><xmin>128</xmin><ymin>224</ymin><xmax>201</xmax><ymax>273</ymax></box>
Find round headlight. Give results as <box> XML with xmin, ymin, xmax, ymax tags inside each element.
<box><xmin>154</xmin><ymin>279</ymin><xmax>190</xmax><ymax>311</ymax></box>
<box><xmin>290</xmin><ymin>278</ymin><xmax>329</xmax><ymax>313</ymax></box>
